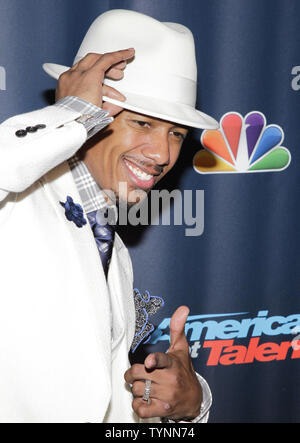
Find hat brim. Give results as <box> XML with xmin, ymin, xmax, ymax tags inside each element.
<box><xmin>43</xmin><ymin>63</ymin><xmax>219</xmax><ymax>130</ymax></box>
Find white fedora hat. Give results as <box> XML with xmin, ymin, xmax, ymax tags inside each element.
<box><xmin>43</xmin><ymin>9</ymin><xmax>218</xmax><ymax>130</ymax></box>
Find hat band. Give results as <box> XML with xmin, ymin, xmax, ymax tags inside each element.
<box><xmin>103</xmin><ymin>66</ymin><xmax>197</xmax><ymax>107</ymax></box>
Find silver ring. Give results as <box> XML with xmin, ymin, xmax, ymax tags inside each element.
<box><xmin>142</xmin><ymin>379</ymin><xmax>152</xmax><ymax>404</ymax></box>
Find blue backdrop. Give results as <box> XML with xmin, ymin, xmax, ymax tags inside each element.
<box><xmin>1</xmin><ymin>0</ymin><xmax>299</xmax><ymax>423</ymax></box>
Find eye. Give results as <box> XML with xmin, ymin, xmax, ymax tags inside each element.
<box><xmin>170</xmin><ymin>130</ymin><xmax>186</xmax><ymax>141</ymax></box>
<box><xmin>132</xmin><ymin>120</ymin><xmax>151</xmax><ymax>128</ymax></box>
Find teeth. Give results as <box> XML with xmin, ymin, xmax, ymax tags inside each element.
<box><xmin>125</xmin><ymin>160</ymin><xmax>153</xmax><ymax>181</ymax></box>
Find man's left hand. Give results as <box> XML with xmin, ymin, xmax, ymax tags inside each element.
<box><xmin>124</xmin><ymin>306</ymin><xmax>202</xmax><ymax>420</ymax></box>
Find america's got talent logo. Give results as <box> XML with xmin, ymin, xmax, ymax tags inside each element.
<box><xmin>193</xmin><ymin>112</ymin><xmax>291</xmax><ymax>174</ymax></box>
<box><xmin>148</xmin><ymin>310</ymin><xmax>300</xmax><ymax>366</ymax></box>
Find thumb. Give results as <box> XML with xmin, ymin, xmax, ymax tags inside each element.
<box><xmin>169</xmin><ymin>305</ymin><xmax>190</xmax><ymax>352</ymax></box>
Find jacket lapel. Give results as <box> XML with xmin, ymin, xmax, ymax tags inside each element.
<box><xmin>40</xmin><ymin>161</ymin><xmax>113</xmax><ymax>377</ymax></box>
<box><xmin>108</xmin><ymin>234</ymin><xmax>136</xmax><ymax>353</ymax></box>
<box><xmin>41</xmin><ymin>160</ymin><xmax>136</xmax><ymax>360</ymax></box>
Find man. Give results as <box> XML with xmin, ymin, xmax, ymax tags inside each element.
<box><xmin>0</xmin><ymin>10</ymin><xmax>218</xmax><ymax>422</ymax></box>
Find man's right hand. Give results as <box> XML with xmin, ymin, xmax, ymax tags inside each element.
<box><xmin>55</xmin><ymin>49</ymin><xmax>135</xmax><ymax>117</ymax></box>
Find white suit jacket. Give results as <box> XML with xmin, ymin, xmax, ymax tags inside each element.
<box><xmin>0</xmin><ymin>105</ymin><xmax>141</xmax><ymax>422</ymax></box>
<box><xmin>0</xmin><ymin>105</ymin><xmax>211</xmax><ymax>423</ymax></box>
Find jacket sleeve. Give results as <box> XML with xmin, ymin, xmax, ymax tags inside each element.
<box><xmin>0</xmin><ymin>105</ymin><xmax>87</xmax><ymax>201</ymax></box>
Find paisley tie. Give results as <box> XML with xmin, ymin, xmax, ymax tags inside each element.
<box><xmin>87</xmin><ymin>209</ymin><xmax>116</xmax><ymax>278</ymax></box>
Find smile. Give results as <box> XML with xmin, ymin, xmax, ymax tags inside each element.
<box><xmin>123</xmin><ymin>158</ymin><xmax>156</xmax><ymax>189</ymax></box>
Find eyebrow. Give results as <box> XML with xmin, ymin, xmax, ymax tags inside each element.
<box><xmin>126</xmin><ymin>112</ymin><xmax>189</xmax><ymax>132</ymax></box>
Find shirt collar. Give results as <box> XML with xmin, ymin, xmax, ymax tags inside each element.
<box><xmin>68</xmin><ymin>155</ymin><xmax>116</xmax><ymax>218</ymax></box>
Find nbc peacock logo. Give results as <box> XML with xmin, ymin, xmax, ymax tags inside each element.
<box><xmin>193</xmin><ymin>111</ymin><xmax>291</xmax><ymax>174</ymax></box>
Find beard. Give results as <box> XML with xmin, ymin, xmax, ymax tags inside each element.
<box><xmin>104</xmin><ymin>183</ymin><xmax>149</xmax><ymax>208</ymax></box>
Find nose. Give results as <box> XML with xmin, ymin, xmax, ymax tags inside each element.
<box><xmin>141</xmin><ymin>133</ymin><xmax>170</xmax><ymax>167</ymax></box>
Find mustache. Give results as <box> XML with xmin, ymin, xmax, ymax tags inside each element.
<box><xmin>123</xmin><ymin>155</ymin><xmax>164</xmax><ymax>175</ymax></box>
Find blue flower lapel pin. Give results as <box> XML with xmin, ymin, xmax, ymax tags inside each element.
<box><xmin>60</xmin><ymin>196</ymin><xmax>87</xmax><ymax>228</ymax></box>
<box><xmin>131</xmin><ymin>288</ymin><xmax>164</xmax><ymax>353</ymax></box>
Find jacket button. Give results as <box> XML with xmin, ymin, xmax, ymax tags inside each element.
<box><xmin>26</xmin><ymin>126</ymin><xmax>38</xmax><ymax>133</ymax></box>
<box><xmin>35</xmin><ymin>124</ymin><xmax>46</xmax><ymax>129</ymax></box>
<box><xmin>15</xmin><ymin>130</ymin><xmax>27</xmax><ymax>137</ymax></box>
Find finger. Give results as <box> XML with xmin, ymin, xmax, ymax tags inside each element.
<box><xmin>102</xmin><ymin>85</ymin><xmax>126</xmax><ymax>117</ymax></box>
<box><xmin>91</xmin><ymin>48</ymin><xmax>135</xmax><ymax>74</ymax></box>
<box><xmin>76</xmin><ymin>53</ymin><xmax>102</xmax><ymax>70</ymax></box>
<box><xmin>124</xmin><ymin>364</ymin><xmax>153</xmax><ymax>384</ymax></box>
<box><xmin>102</xmin><ymin>102</ymin><xmax>124</xmax><ymax>117</ymax></box>
<box><xmin>169</xmin><ymin>305</ymin><xmax>190</xmax><ymax>352</ymax></box>
<box><xmin>105</xmin><ymin>67</ymin><xmax>125</xmax><ymax>80</ymax></box>
<box><xmin>132</xmin><ymin>397</ymin><xmax>172</xmax><ymax>419</ymax></box>
<box><xmin>69</xmin><ymin>61</ymin><xmax>80</xmax><ymax>71</ymax></box>
<box><xmin>106</xmin><ymin>60</ymin><xmax>128</xmax><ymax>82</ymax></box>
<box><xmin>102</xmin><ymin>84</ymin><xmax>126</xmax><ymax>102</ymax></box>
<box><xmin>90</xmin><ymin>59</ymin><xmax>127</xmax><ymax>77</ymax></box>
<box><xmin>110</xmin><ymin>60</ymin><xmax>127</xmax><ymax>70</ymax></box>
<box><xmin>131</xmin><ymin>380</ymin><xmax>158</xmax><ymax>398</ymax></box>
<box><xmin>91</xmin><ymin>56</ymin><xmax>128</xmax><ymax>72</ymax></box>
<box><xmin>131</xmin><ymin>380</ymin><xmax>175</xmax><ymax>403</ymax></box>
<box><xmin>144</xmin><ymin>352</ymin><xmax>173</xmax><ymax>370</ymax></box>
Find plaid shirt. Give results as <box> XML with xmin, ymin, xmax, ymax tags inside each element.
<box><xmin>68</xmin><ymin>155</ymin><xmax>109</xmax><ymax>214</ymax></box>
<box><xmin>55</xmin><ymin>96</ymin><xmax>113</xmax><ymax>142</ymax></box>
<box><xmin>68</xmin><ymin>155</ymin><xmax>118</xmax><ymax>225</ymax></box>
